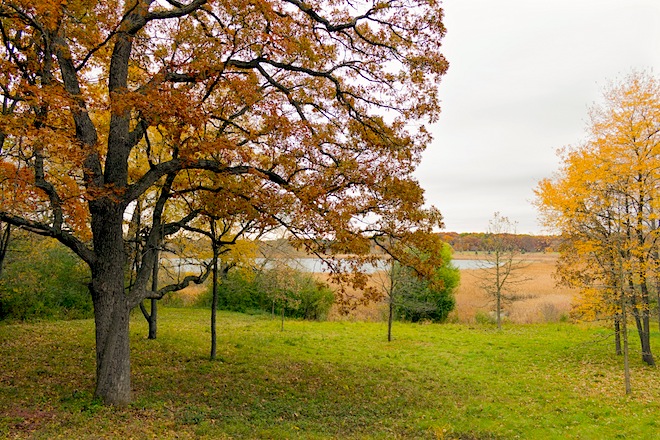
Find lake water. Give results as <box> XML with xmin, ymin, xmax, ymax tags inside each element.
<box><xmin>165</xmin><ymin>257</ymin><xmax>489</xmax><ymax>274</ymax></box>
<box><xmin>452</xmin><ymin>259</ymin><xmax>491</xmax><ymax>270</ymax></box>
<box><xmin>255</xmin><ymin>257</ymin><xmax>388</xmax><ymax>274</ymax></box>
<box><xmin>257</xmin><ymin>258</ymin><xmax>491</xmax><ymax>272</ymax></box>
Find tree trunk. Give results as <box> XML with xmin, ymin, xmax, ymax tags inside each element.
<box><xmin>655</xmin><ymin>263</ymin><xmax>660</xmax><ymax>332</ymax></box>
<box><xmin>496</xmin><ymin>291</ymin><xmax>502</xmax><ymax>331</ymax></box>
<box><xmin>621</xmin><ymin>295</ymin><xmax>631</xmax><ymax>395</ymax></box>
<box><xmin>91</xmin><ymin>289</ymin><xmax>131</xmax><ymax>405</ymax></box>
<box><xmin>627</xmin><ymin>276</ymin><xmax>655</xmax><ymax>366</ymax></box>
<box><xmin>147</xmin><ymin>300</ymin><xmax>157</xmax><ymax>339</ymax></box>
<box><xmin>0</xmin><ymin>222</ymin><xmax>10</xmax><ymax>278</ymax></box>
<box><xmin>210</xmin><ymin>245</ymin><xmax>218</xmax><ymax>360</ymax></box>
<box><xmin>495</xmin><ymin>251</ymin><xmax>502</xmax><ymax>331</ymax></box>
<box><xmin>89</xmin><ymin>202</ymin><xmax>132</xmax><ymax>405</ymax></box>
<box><xmin>657</xmin><ymin>285</ymin><xmax>660</xmax><ymax>333</ymax></box>
<box><xmin>614</xmin><ymin>316</ymin><xmax>622</xmax><ymax>356</ymax></box>
<box><xmin>148</xmin><ymin>252</ymin><xmax>159</xmax><ymax>340</ymax></box>
<box><xmin>387</xmin><ymin>296</ymin><xmax>394</xmax><ymax>342</ymax></box>
<box><xmin>631</xmin><ymin>309</ymin><xmax>655</xmax><ymax>366</ymax></box>
<box><xmin>639</xmin><ymin>284</ymin><xmax>655</xmax><ymax>367</ymax></box>
<box><xmin>630</xmin><ymin>298</ymin><xmax>655</xmax><ymax>366</ymax></box>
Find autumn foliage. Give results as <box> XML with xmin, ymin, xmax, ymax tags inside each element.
<box><xmin>0</xmin><ymin>0</ymin><xmax>448</xmax><ymax>404</ymax></box>
<box><xmin>536</xmin><ymin>71</ymin><xmax>660</xmax><ymax>367</ymax></box>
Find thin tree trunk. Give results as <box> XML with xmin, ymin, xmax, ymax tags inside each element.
<box><xmin>0</xmin><ymin>222</ymin><xmax>10</xmax><ymax>279</ymax></box>
<box><xmin>621</xmin><ymin>295</ymin><xmax>631</xmax><ymax>395</ymax></box>
<box><xmin>614</xmin><ymin>316</ymin><xmax>622</xmax><ymax>356</ymax></box>
<box><xmin>388</xmin><ymin>258</ymin><xmax>395</xmax><ymax>342</ymax></box>
<box><xmin>657</xmin><ymin>284</ymin><xmax>660</xmax><ymax>333</ymax></box>
<box><xmin>630</xmin><ymin>297</ymin><xmax>655</xmax><ymax>366</ymax></box>
<box><xmin>628</xmin><ymin>278</ymin><xmax>655</xmax><ymax>366</ymax></box>
<box><xmin>148</xmin><ymin>251</ymin><xmax>158</xmax><ymax>340</ymax></box>
<box><xmin>639</xmin><ymin>284</ymin><xmax>655</xmax><ymax>367</ymax></box>
<box><xmin>210</xmin><ymin>241</ymin><xmax>219</xmax><ymax>360</ymax></box>
<box><xmin>387</xmin><ymin>296</ymin><xmax>394</xmax><ymax>342</ymax></box>
<box><xmin>495</xmin><ymin>250</ymin><xmax>502</xmax><ymax>331</ymax></box>
<box><xmin>634</xmin><ymin>215</ymin><xmax>655</xmax><ymax>366</ymax></box>
<box><xmin>496</xmin><ymin>291</ymin><xmax>502</xmax><ymax>330</ymax></box>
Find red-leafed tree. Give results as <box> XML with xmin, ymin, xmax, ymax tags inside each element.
<box><xmin>0</xmin><ymin>0</ymin><xmax>447</xmax><ymax>404</ymax></box>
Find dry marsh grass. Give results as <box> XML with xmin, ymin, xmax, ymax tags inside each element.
<box><xmin>450</xmin><ymin>252</ymin><xmax>576</xmax><ymax>324</ymax></box>
<box><xmin>326</xmin><ymin>252</ymin><xmax>577</xmax><ymax>324</ymax></box>
<box><xmin>454</xmin><ymin>264</ymin><xmax>574</xmax><ymax>324</ymax></box>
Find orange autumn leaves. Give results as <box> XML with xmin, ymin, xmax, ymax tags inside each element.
<box><xmin>0</xmin><ymin>0</ymin><xmax>447</xmax><ymax>260</ymax></box>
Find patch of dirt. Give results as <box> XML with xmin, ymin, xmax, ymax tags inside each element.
<box><xmin>2</xmin><ymin>406</ymin><xmax>57</xmax><ymax>434</ymax></box>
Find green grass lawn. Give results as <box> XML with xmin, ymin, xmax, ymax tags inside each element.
<box><xmin>1</xmin><ymin>308</ymin><xmax>659</xmax><ymax>439</ymax></box>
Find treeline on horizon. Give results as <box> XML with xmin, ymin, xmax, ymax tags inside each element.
<box><xmin>258</xmin><ymin>233</ymin><xmax>561</xmax><ymax>256</ymax></box>
<box><xmin>438</xmin><ymin>232</ymin><xmax>560</xmax><ymax>253</ymax></box>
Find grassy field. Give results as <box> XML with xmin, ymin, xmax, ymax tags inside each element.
<box><xmin>1</xmin><ymin>308</ymin><xmax>659</xmax><ymax>439</ymax></box>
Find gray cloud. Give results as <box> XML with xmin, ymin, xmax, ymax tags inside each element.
<box><xmin>418</xmin><ymin>0</ymin><xmax>660</xmax><ymax>233</ymax></box>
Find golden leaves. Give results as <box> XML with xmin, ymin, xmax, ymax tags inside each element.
<box><xmin>535</xmin><ymin>71</ymin><xmax>660</xmax><ymax>322</ymax></box>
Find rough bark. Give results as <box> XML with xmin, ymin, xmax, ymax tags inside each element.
<box><xmin>91</xmin><ymin>289</ymin><xmax>132</xmax><ymax>405</ymax></box>
<box><xmin>89</xmin><ymin>201</ymin><xmax>131</xmax><ymax>405</ymax></box>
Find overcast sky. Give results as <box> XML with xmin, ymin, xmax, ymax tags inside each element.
<box><xmin>415</xmin><ymin>0</ymin><xmax>660</xmax><ymax>234</ymax></box>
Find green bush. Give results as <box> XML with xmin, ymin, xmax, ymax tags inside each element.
<box><xmin>196</xmin><ymin>269</ymin><xmax>268</xmax><ymax>313</ymax></box>
<box><xmin>197</xmin><ymin>266</ymin><xmax>334</xmax><ymax>321</ymax></box>
<box><xmin>0</xmin><ymin>236</ymin><xmax>91</xmax><ymax>321</ymax></box>
<box><xmin>474</xmin><ymin>310</ymin><xmax>497</xmax><ymax>325</ymax></box>
<box><xmin>286</xmin><ymin>275</ymin><xmax>335</xmax><ymax>321</ymax></box>
<box><xmin>394</xmin><ymin>243</ymin><xmax>460</xmax><ymax>323</ymax></box>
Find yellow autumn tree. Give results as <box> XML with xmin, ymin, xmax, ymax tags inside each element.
<box><xmin>536</xmin><ymin>71</ymin><xmax>660</xmax><ymax>369</ymax></box>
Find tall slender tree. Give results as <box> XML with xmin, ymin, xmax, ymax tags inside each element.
<box><xmin>537</xmin><ymin>71</ymin><xmax>660</xmax><ymax>368</ymax></box>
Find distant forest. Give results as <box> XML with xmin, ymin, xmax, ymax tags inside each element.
<box><xmin>261</xmin><ymin>233</ymin><xmax>561</xmax><ymax>256</ymax></box>
<box><xmin>438</xmin><ymin>232</ymin><xmax>560</xmax><ymax>253</ymax></box>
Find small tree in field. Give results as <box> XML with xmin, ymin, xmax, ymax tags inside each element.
<box><xmin>374</xmin><ymin>236</ymin><xmax>457</xmax><ymax>341</ymax></box>
<box><xmin>477</xmin><ymin>212</ymin><xmax>529</xmax><ymax>330</ymax></box>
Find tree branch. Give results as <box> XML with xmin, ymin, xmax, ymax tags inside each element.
<box><xmin>0</xmin><ymin>212</ymin><xmax>95</xmax><ymax>265</ymax></box>
<box><xmin>124</xmin><ymin>159</ymin><xmax>289</xmax><ymax>204</ymax></box>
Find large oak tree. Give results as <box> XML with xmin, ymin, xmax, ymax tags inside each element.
<box><xmin>0</xmin><ymin>0</ymin><xmax>447</xmax><ymax>404</ymax></box>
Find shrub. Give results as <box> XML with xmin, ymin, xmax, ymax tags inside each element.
<box><xmin>394</xmin><ymin>243</ymin><xmax>460</xmax><ymax>323</ymax></box>
<box><xmin>197</xmin><ymin>266</ymin><xmax>334</xmax><ymax>321</ymax></box>
<box><xmin>0</xmin><ymin>236</ymin><xmax>91</xmax><ymax>321</ymax></box>
<box><xmin>286</xmin><ymin>275</ymin><xmax>335</xmax><ymax>321</ymax></box>
<box><xmin>197</xmin><ymin>269</ymin><xmax>268</xmax><ymax>313</ymax></box>
<box><xmin>474</xmin><ymin>310</ymin><xmax>496</xmax><ymax>325</ymax></box>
